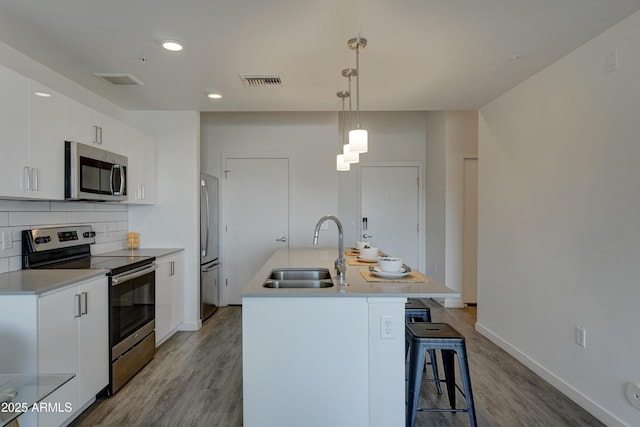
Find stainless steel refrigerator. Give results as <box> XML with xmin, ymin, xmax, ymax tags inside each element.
<box><xmin>200</xmin><ymin>173</ymin><xmax>220</xmax><ymax>321</ymax></box>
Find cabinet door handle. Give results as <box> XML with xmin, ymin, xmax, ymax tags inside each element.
<box><xmin>141</xmin><ymin>184</ymin><xmax>145</xmax><ymax>200</ymax></box>
<box><xmin>75</xmin><ymin>294</ymin><xmax>82</xmax><ymax>318</ymax></box>
<box><xmin>81</xmin><ymin>292</ymin><xmax>88</xmax><ymax>315</ymax></box>
<box><xmin>170</xmin><ymin>260</ymin><xmax>175</xmax><ymax>276</ymax></box>
<box><xmin>31</xmin><ymin>168</ymin><xmax>39</xmax><ymax>191</ymax></box>
<box><xmin>23</xmin><ymin>166</ymin><xmax>31</xmax><ymax>190</ymax></box>
<box><xmin>93</xmin><ymin>125</ymin><xmax>99</xmax><ymax>144</ymax></box>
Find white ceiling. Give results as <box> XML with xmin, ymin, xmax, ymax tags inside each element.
<box><xmin>1</xmin><ymin>0</ymin><xmax>639</xmax><ymax>112</ymax></box>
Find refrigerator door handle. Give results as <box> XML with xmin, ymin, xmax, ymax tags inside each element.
<box><xmin>201</xmin><ymin>180</ymin><xmax>210</xmax><ymax>257</ymax></box>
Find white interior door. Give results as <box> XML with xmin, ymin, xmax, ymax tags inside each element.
<box><xmin>224</xmin><ymin>157</ymin><xmax>289</xmax><ymax>305</ymax></box>
<box><xmin>462</xmin><ymin>158</ymin><xmax>478</xmax><ymax>304</ymax></box>
<box><xmin>361</xmin><ymin>165</ymin><xmax>420</xmax><ymax>269</ymax></box>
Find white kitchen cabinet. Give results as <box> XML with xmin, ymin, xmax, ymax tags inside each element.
<box><xmin>37</xmin><ymin>276</ymin><xmax>109</xmax><ymax>426</ymax></box>
<box><xmin>155</xmin><ymin>252</ymin><xmax>184</xmax><ymax>345</ymax></box>
<box><xmin>120</xmin><ymin>122</ymin><xmax>156</xmax><ymax>204</ymax></box>
<box><xmin>66</xmin><ymin>97</ymin><xmax>119</xmax><ymax>152</ymax></box>
<box><xmin>0</xmin><ymin>64</ymin><xmax>29</xmax><ymax>198</ymax></box>
<box><xmin>27</xmin><ymin>80</ymin><xmax>66</xmax><ymax>199</ymax></box>
<box><xmin>0</xmin><ymin>276</ymin><xmax>109</xmax><ymax>427</ymax></box>
<box><xmin>0</xmin><ymin>69</ymin><xmax>66</xmax><ymax>200</ymax></box>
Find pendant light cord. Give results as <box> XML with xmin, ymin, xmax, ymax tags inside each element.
<box><xmin>355</xmin><ymin>45</ymin><xmax>361</xmax><ymax>129</ymax></box>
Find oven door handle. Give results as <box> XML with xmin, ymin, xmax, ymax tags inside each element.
<box><xmin>111</xmin><ymin>263</ymin><xmax>158</xmax><ymax>285</ymax></box>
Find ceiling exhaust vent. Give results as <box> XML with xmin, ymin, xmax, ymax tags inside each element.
<box><xmin>93</xmin><ymin>73</ymin><xmax>144</xmax><ymax>85</ymax></box>
<box><xmin>239</xmin><ymin>74</ymin><xmax>282</xmax><ymax>88</ymax></box>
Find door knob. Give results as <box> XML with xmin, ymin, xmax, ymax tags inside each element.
<box><xmin>276</xmin><ymin>237</ymin><xmax>287</xmax><ymax>242</ymax></box>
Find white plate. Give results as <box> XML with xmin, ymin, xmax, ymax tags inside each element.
<box><xmin>357</xmin><ymin>256</ymin><xmax>378</xmax><ymax>263</ymax></box>
<box><xmin>369</xmin><ymin>266</ymin><xmax>411</xmax><ymax>279</ymax></box>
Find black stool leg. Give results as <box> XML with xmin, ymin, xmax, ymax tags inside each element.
<box><xmin>406</xmin><ymin>339</ymin><xmax>426</xmax><ymax>427</ymax></box>
<box><xmin>456</xmin><ymin>345</ymin><xmax>477</xmax><ymax>427</ymax></box>
<box><xmin>441</xmin><ymin>349</ymin><xmax>456</xmax><ymax>409</ymax></box>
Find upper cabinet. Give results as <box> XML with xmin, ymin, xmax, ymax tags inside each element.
<box><xmin>0</xmin><ymin>65</ymin><xmax>65</xmax><ymax>199</ymax></box>
<box><xmin>28</xmin><ymin>80</ymin><xmax>66</xmax><ymax>200</ymax></box>
<box><xmin>119</xmin><ymin>123</ymin><xmax>157</xmax><ymax>204</ymax></box>
<box><xmin>0</xmin><ymin>64</ymin><xmax>29</xmax><ymax>198</ymax></box>
<box><xmin>0</xmin><ymin>65</ymin><xmax>156</xmax><ymax>203</ymax></box>
<box><xmin>66</xmin><ymin>97</ymin><xmax>119</xmax><ymax>153</ymax></box>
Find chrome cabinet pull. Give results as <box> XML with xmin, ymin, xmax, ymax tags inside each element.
<box><xmin>275</xmin><ymin>236</ymin><xmax>287</xmax><ymax>243</ymax></box>
<box><xmin>31</xmin><ymin>168</ymin><xmax>39</xmax><ymax>191</ymax></box>
<box><xmin>23</xmin><ymin>166</ymin><xmax>31</xmax><ymax>190</ymax></box>
<box><xmin>81</xmin><ymin>292</ymin><xmax>88</xmax><ymax>315</ymax></box>
<box><xmin>93</xmin><ymin>125</ymin><xmax>99</xmax><ymax>144</ymax></box>
<box><xmin>74</xmin><ymin>294</ymin><xmax>82</xmax><ymax>318</ymax></box>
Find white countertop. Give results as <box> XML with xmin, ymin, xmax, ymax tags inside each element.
<box><xmin>241</xmin><ymin>247</ymin><xmax>459</xmax><ymax>298</ymax></box>
<box><xmin>0</xmin><ymin>269</ymin><xmax>108</xmax><ymax>295</ymax></box>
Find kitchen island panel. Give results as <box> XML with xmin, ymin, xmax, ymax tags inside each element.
<box><xmin>243</xmin><ymin>297</ymin><xmax>370</xmax><ymax>427</ymax></box>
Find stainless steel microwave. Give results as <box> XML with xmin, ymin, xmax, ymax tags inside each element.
<box><xmin>65</xmin><ymin>141</ymin><xmax>127</xmax><ymax>201</ymax></box>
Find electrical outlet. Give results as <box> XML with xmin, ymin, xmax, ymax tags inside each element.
<box><xmin>1</xmin><ymin>231</ymin><xmax>12</xmax><ymax>250</ymax></box>
<box><xmin>380</xmin><ymin>315</ymin><xmax>394</xmax><ymax>339</ymax></box>
<box><xmin>625</xmin><ymin>382</ymin><xmax>640</xmax><ymax>410</ymax></box>
<box><xmin>576</xmin><ymin>326</ymin><xmax>586</xmax><ymax>348</ymax></box>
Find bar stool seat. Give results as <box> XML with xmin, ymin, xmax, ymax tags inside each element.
<box><xmin>404</xmin><ymin>299</ymin><xmax>441</xmax><ymax>395</ymax></box>
<box><xmin>405</xmin><ymin>322</ymin><xmax>477</xmax><ymax>427</ymax></box>
<box><xmin>405</xmin><ymin>298</ymin><xmax>432</xmax><ymax>322</ymax></box>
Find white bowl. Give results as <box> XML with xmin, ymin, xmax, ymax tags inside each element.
<box><xmin>355</xmin><ymin>241</ymin><xmax>369</xmax><ymax>250</ymax></box>
<box><xmin>377</xmin><ymin>256</ymin><xmax>403</xmax><ymax>272</ymax></box>
<box><xmin>359</xmin><ymin>247</ymin><xmax>379</xmax><ymax>259</ymax></box>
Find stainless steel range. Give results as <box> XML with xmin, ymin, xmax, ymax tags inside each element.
<box><xmin>22</xmin><ymin>225</ymin><xmax>158</xmax><ymax>395</ymax></box>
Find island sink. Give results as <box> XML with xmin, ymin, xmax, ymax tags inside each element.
<box><xmin>263</xmin><ymin>268</ymin><xmax>334</xmax><ymax>288</ymax></box>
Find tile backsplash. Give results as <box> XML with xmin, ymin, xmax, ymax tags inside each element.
<box><xmin>0</xmin><ymin>200</ymin><xmax>129</xmax><ymax>273</ymax></box>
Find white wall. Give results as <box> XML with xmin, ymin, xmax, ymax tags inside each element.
<box><xmin>477</xmin><ymin>10</ymin><xmax>640</xmax><ymax>426</ymax></box>
<box><xmin>201</xmin><ymin>112</ymin><xmax>339</xmax><ymax>250</ymax></box>
<box><xmin>126</xmin><ymin>111</ymin><xmax>201</xmax><ymax>330</ymax></box>
<box><xmin>425</xmin><ymin>111</ymin><xmax>478</xmax><ymax>306</ymax></box>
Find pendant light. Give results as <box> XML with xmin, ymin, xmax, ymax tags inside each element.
<box><xmin>348</xmin><ymin>37</ymin><xmax>368</xmax><ymax>153</ymax></box>
<box><xmin>336</xmin><ymin>91</ymin><xmax>351</xmax><ymax>171</ymax></box>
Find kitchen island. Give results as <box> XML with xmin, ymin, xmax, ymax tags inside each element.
<box><xmin>242</xmin><ymin>247</ymin><xmax>458</xmax><ymax>427</ymax></box>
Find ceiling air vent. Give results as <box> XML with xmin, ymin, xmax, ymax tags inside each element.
<box><xmin>239</xmin><ymin>74</ymin><xmax>282</xmax><ymax>88</ymax></box>
<box><xmin>93</xmin><ymin>73</ymin><xmax>144</xmax><ymax>85</ymax></box>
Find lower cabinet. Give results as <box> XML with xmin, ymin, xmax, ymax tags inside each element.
<box><xmin>0</xmin><ymin>276</ymin><xmax>109</xmax><ymax>427</ymax></box>
<box><xmin>155</xmin><ymin>252</ymin><xmax>184</xmax><ymax>345</ymax></box>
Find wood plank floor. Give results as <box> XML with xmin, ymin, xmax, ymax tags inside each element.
<box><xmin>71</xmin><ymin>301</ymin><xmax>604</xmax><ymax>427</ymax></box>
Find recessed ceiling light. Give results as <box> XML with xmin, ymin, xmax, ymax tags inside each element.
<box><xmin>207</xmin><ymin>92</ymin><xmax>222</xmax><ymax>99</ymax></box>
<box><xmin>34</xmin><ymin>92</ymin><xmax>51</xmax><ymax>98</ymax></box>
<box><xmin>162</xmin><ymin>40</ymin><xmax>183</xmax><ymax>52</ymax></box>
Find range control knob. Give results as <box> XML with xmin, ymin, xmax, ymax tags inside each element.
<box><xmin>35</xmin><ymin>236</ymin><xmax>51</xmax><ymax>244</ymax></box>
<box><xmin>83</xmin><ymin>231</ymin><xmax>96</xmax><ymax>238</ymax></box>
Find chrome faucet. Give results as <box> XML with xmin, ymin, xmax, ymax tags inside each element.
<box><xmin>312</xmin><ymin>215</ymin><xmax>346</xmax><ymax>283</ymax></box>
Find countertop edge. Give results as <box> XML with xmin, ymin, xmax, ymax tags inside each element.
<box><xmin>0</xmin><ymin>269</ymin><xmax>108</xmax><ymax>295</ymax></box>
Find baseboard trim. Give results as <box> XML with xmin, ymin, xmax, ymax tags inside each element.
<box><xmin>475</xmin><ymin>322</ymin><xmax>626</xmax><ymax>427</ymax></box>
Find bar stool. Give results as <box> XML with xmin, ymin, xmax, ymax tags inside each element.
<box><xmin>405</xmin><ymin>298</ymin><xmax>432</xmax><ymax>322</ymax></box>
<box><xmin>405</xmin><ymin>322</ymin><xmax>477</xmax><ymax>427</ymax></box>
<box><xmin>404</xmin><ymin>299</ymin><xmax>441</xmax><ymax>395</ymax></box>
